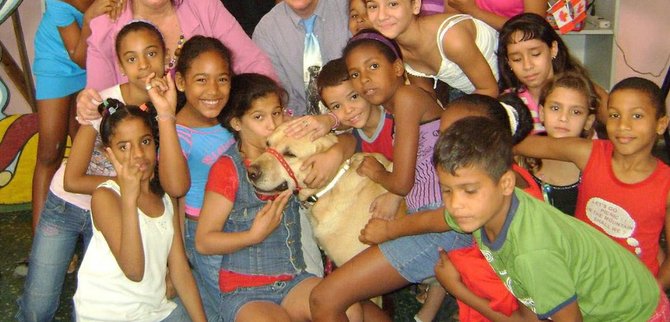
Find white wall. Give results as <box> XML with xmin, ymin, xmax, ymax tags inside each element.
<box><xmin>614</xmin><ymin>0</ymin><xmax>670</xmax><ymax>106</ymax></box>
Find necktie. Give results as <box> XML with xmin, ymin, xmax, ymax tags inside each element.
<box><xmin>302</xmin><ymin>15</ymin><xmax>324</xmax><ymax>115</ymax></box>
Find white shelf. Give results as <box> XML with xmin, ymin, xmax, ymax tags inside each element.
<box><xmin>558</xmin><ymin>0</ymin><xmax>619</xmax><ymax>89</ymax></box>
<box><xmin>564</xmin><ymin>24</ymin><xmax>614</xmax><ymax>35</ymax></box>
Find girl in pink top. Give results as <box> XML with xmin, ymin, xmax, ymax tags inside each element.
<box><xmin>76</xmin><ymin>0</ymin><xmax>276</xmax><ymax>121</ymax></box>
<box><xmin>444</xmin><ymin>0</ymin><xmax>546</xmax><ymax>30</ymax></box>
<box><xmin>498</xmin><ymin>13</ymin><xmax>608</xmax><ymax>133</ymax></box>
<box><xmin>85</xmin><ymin>0</ymin><xmax>275</xmax><ymax>91</ymax></box>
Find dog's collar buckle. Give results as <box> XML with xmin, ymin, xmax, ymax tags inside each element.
<box><xmin>300</xmin><ymin>195</ymin><xmax>319</xmax><ymax>209</ymax></box>
<box><xmin>306</xmin><ymin>195</ymin><xmax>319</xmax><ymax>203</ymax></box>
<box><xmin>300</xmin><ymin>159</ymin><xmax>351</xmax><ymax>209</ymax></box>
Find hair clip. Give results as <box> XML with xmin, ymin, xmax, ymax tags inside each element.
<box><xmin>102</xmin><ymin>99</ymin><xmax>117</xmax><ymax>116</ymax></box>
<box><xmin>500</xmin><ymin>102</ymin><xmax>519</xmax><ymax>135</ymax></box>
<box><xmin>139</xmin><ymin>103</ymin><xmax>149</xmax><ymax>112</ymax></box>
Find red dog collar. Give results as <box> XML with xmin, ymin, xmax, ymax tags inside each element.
<box><xmin>265</xmin><ymin>147</ymin><xmax>301</xmax><ymax>192</ymax></box>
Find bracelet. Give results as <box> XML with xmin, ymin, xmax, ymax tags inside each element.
<box><xmin>155</xmin><ymin>114</ymin><xmax>176</xmax><ymax>122</ymax></box>
<box><xmin>327</xmin><ymin>112</ymin><xmax>340</xmax><ymax>130</ymax></box>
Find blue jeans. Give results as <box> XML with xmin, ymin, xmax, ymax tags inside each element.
<box><xmin>161</xmin><ymin>297</ymin><xmax>190</xmax><ymax>322</ymax></box>
<box><xmin>380</xmin><ymin>230</ymin><xmax>473</xmax><ymax>283</ymax></box>
<box><xmin>16</xmin><ymin>191</ymin><xmax>93</xmax><ymax>322</ymax></box>
<box><xmin>380</xmin><ymin>202</ymin><xmax>473</xmax><ymax>283</ymax></box>
<box><xmin>184</xmin><ymin>218</ymin><xmax>222</xmax><ymax>322</ymax></box>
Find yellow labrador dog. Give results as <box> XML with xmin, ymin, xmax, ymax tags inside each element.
<box><xmin>247</xmin><ymin>123</ymin><xmax>392</xmax><ymax>267</ymax></box>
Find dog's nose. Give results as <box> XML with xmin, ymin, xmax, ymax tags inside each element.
<box><xmin>247</xmin><ymin>164</ymin><xmax>262</xmax><ymax>182</ymax></box>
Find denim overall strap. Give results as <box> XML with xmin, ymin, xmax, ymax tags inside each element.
<box><xmin>221</xmin><ymin>145</ymin><xmax>305</xmax><ymax>275</ymax></box>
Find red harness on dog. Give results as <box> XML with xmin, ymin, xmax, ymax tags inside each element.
<box><xmin>265</xmin><ymin>147</ymin><xmax>301</xmax><ymax>192</ymax></box>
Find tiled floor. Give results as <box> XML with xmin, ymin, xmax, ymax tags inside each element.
<box><xmin>0</xmin><ymin>208</ymin><xmax>457</xmax><ymax>321</ymax></box>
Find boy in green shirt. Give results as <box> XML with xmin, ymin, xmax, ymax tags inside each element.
<box><xmin>434</xmin><ymin>116</ymin><xmax>668</xmax><ymax>321</ymax></box>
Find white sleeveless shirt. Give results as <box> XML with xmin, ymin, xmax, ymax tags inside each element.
<box><xmin>404</xmin><ymin>14</ymin><xmax>499</xmax><ymax>93</ymax></box>
<box><xmin>74</xmin><ymin>180</ymin><xmax>176</xmax><ymax>322</ymax></box>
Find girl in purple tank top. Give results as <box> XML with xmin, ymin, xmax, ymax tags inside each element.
<box><xmin>310</xmin><ymin>29</ymin><xmax>476</xmax><ymax>322</ymax></box>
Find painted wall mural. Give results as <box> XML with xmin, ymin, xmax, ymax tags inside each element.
<box><xmin>0</xmin><ymin>77</ymin><xmax>38</xmax><ymax>206</ymax></box>
<box><xmin>0</xmin><ymin>0</ymin><xmax>36</xmax><ymax>207</ymax></box>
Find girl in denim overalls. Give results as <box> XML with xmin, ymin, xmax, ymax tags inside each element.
<box><xmin>195</xmin><ymin>73</ymin><xmax>363</xmax><ymax>322</ymax></box>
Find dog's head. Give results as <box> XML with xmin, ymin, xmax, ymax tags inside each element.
<box><xmin>248</xmin><ymin>122</ymin><xmax>338</xmax><ymax>196</ymax></box>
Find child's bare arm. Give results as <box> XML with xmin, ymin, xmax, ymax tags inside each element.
<box><xmin>359</xmin><ymin>207</ymin><xmax>449</xmax><ymax>244</ymax></box>
<box><xmin>59</xmin><ymin>0</ymin><xmax>116</xmax><ymax>68</ymax></box>
<box><xmin>150</xmin><ymin>73</ymin><xmax>191</xmax><ymax>198</ymax></box>
<box><xmin>441</xmin><ymin>22</ymin><xmax>498</xmax><ymax>97</ymax></box>
<box><xmin>196</xmin><ymin>189</ymin><xmax>291</xmax><ymax>255</ymax></box>
<box><xmin>435</xmin><ymin>249</ymin><xmax>539</xmax><ymax>322</ymax></box>
<box><xmin>302</xmin><ymin>133</ymin><xmax>356</xmax><ymax>189</ymax></box>
<box><xmin>167</xmin><ymin>199</ymin><xmax>206</xmax><ymax>322</ymax></box>
<box><xmin>284</xmin><ymin>114</ymin><xmax>338</xmax><ymax>140</ymax></box>
<box><xmin>58</xmin><ymin>22</ymin><xmax>87</xmax><ymax>68</ymax></box>
<box><xmin>358</xmin><ymin>91</ymin><xmax>422</xmax><ymax>195</ymax></box>
<box><xmin>548</xmin><ymin>301</ymin><xmax>583</xmax><ymax>322</ymax></box>
<box><xmin>195</xmin><ymin>159</ymin><xmax>270</xmax><ymax>255</ymax></box>
<box><xmin>96</xmin><ymin>145</ymin><xmax>152</xmax><ymax>281</ymax></box>
<box><xmin>76</xmin><ymin>89</ymin><xmax>103</xmax><ymax>123</ymax></box>
<box><xmin>195</xmin><ymin>191</ymin><xmax>247</xmax><ymax>255</ymax></box>
<box><xmin>513</xmin><ymin>136</ymin><xmax>593</xmax><ymax>170</ymax></box>
<box><xmin>92</xmin><ymin>187</ymin><xmax>145</xmax><ymax>281</ymax></box>
<box><xmin>64</xmin><ymin>125</ymin><xmax>109</xmax><ymax>194</ymax></box>
<box><xmin>657</xmin><ymin>198</ymin><xmax>670</xmax><ymax>289</ymax></box>
<box><xmin>369</xmin><ymin>192</ymin><xmax>404</xmax><ymax>220</ymax></box>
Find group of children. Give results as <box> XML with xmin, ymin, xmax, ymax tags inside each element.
<box><xmin>18</xmin><ymin>0</ymin><xmax>670</xmax><ymax>321</ymax></box>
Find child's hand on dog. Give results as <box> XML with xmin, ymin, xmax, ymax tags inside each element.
<box><xmin>249</xmin><ymin>190</ymin><xmax>291</xmax><ymax>244</ymax></box>
<box><xmin>356</xmin><ymin>156</ymin><xmax>387</xmax><ymax>182</ymax></box>
<box><xmin>370</xmin><ymin>192</ymin><xmax>403</xmax><ymax>220</ymax></box>
<box><xmin>359</xmin><ymin>218</ymin><xmax>392</xmax><ymax>245</ymax></box>
<box><xmin>283</xmin><ymin>115</ymin><xmax>332</xmax><ymax>141</ymax></box>
<box><xmin>300</xmin><ymin>147</ymin><xmax>342</xmax><ymax>188</ymax></box>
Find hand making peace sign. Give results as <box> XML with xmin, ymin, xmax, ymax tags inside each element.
<box><xmin>105</xmin><ymin>145</ymin><xmax>143</xmax><ymax>202</ymax></box>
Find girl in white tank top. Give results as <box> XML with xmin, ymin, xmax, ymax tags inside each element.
<box><xmin>365</xmin><ymin>0</ymin><xmax>500</xmax><ymax>98</ymax></box>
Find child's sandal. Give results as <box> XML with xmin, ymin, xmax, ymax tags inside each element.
<box><xmin>415</xmin><ymin>284</ymin><xmax>430</xmax><ymax>304</ymax></box>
